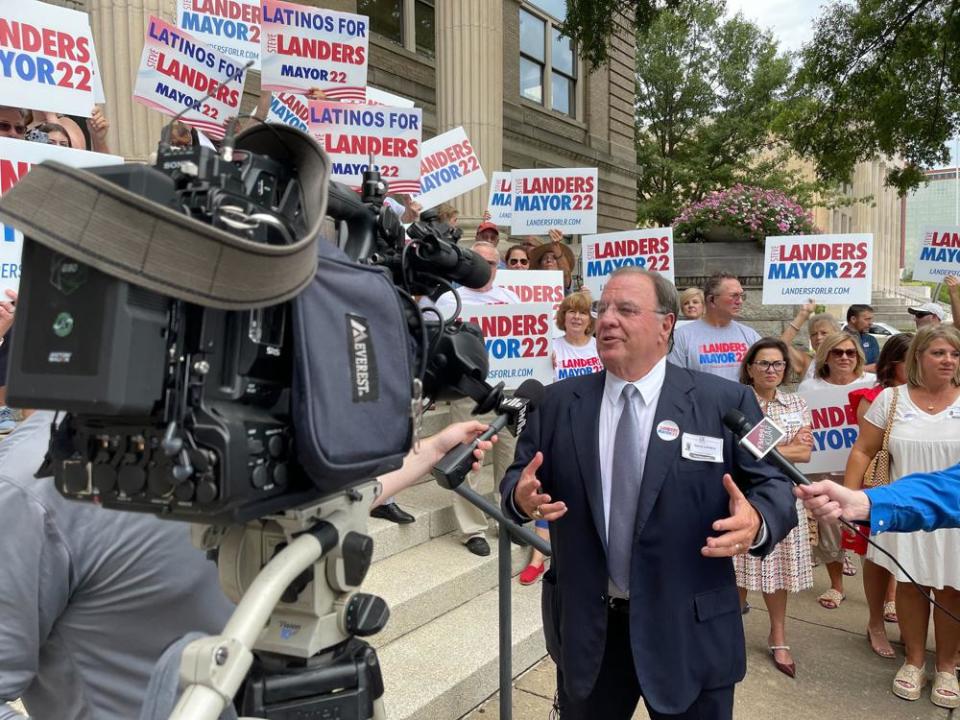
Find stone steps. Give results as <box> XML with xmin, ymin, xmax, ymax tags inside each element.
<box><xmin>377</xmin><ymin>584</ymin><xmax>545</xmax><ymax>720</ymax></box>
<box><xmin>360</xmin><ymin>406</ymin><xmax>544</xmax><ymax>720</ymax></box>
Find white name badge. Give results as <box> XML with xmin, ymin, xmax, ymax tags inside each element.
<box><xmin>949</xmin><ymin>407</ymin><xmax>960</xmax><ymax>420</ymax></box>
<box><xmin>681</xmin><ymin>433</ymin><xmax>724</xmax><ymax>463</ymax></box>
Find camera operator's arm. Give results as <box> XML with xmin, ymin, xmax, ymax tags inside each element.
<box><xmin>0</xmin><ymin>478</ymin><xmax>71</xmax><ymax>719</ymax></box>
<box><xmin>373</xmin><ymin>421</ymin><xmax>495</xmax><ymax>507</ymax></box>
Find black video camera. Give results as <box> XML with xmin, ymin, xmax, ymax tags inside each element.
<box><xmin>1</xmin><ymin>125</ymin><xmax>497</xmax><ymax>524</ymax></box>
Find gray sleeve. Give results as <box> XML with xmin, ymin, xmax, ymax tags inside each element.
<box><xmin>667</xmin><ymin>325</ymin><xmax>689</xmax><ymax>368</ymax></box>
<box><xmin>0</xmin><ymin>481</ymin><xmax>71</xmax><ymax>707</ymax></box>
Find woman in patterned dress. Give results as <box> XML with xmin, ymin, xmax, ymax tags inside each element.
<box><xmin>735</xmin><ymin>337</ymin><xmax>814</xmax><ymax>678</ymax></box>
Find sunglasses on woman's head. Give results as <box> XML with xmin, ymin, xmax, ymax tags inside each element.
<box><xmin>829</xmin><ymin>348</ymin><xmax>858</xmax><ymax>358</ymax></box>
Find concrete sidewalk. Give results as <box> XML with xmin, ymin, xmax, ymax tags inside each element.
<box><xmin>463</xmin><ymin>564</ymin><xmax>956</xmax><ymax>719</ymax></box>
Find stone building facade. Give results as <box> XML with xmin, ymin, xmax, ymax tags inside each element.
<box><xmin>45</xmin><ymin>0</ymin><xmax>639</xmax><ymax>236</ymax></box>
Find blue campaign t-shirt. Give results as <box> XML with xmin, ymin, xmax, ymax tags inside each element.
<box><xmin>667</xmin><ymin>319</ymin><xmax>761</xmax><ymax>382</ymax></box>
<box><xmin>844</xmin><ymin>326</ymin><xmax>879</xmax><ymax>365</ymax></box>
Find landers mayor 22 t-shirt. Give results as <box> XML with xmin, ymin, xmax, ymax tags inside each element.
<box><xmin>667</xmin><ymin>318</ymin><xmax>761</xmax><ymax>382</ymax></box>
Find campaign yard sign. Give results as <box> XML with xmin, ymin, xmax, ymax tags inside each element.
<box><xmin>266</xmin><ymin>91</ymin><xmax>309</xmax><ymax>131</ymax></box>
<box><xmin>415</xmin><ymin>127</ymin><xmax>486</xmax><ymax>211</ymax></box>
<box><xmin>763</xmin><ymin>234</ymin><xmax>873</xmax><ymax>305</ymax></box>
<box><xmin>260</xmin><ymin>1</ymin><xmax>367</xmax><ymax>99</ymax></box>
<box><xmin>510</xmin><ymin>168</ymin><xmax>597</xmax><ymax>236</ymax></box>
<box><xmin>177</xmin><ymin>0</ymin><xmax>261</xmax><ymax>69</ymax></box>
<box><xmin>581</xmin><ymin>227</ymin><xmax>674</xmax><ymax>297</ymax></box>
<box><xmin>913</xmin><ymin>225</ymin><xmax>960</xmax><ymax>282</ymax></box>
<box><xmin>0</xmin><ymin>1</ymin><xmax>102</xmax><ymax>117</ymax></box>
<box><xmin>309</xmin><ymin>100</ymin><xmax>421</xmax><ymax>194</ymax></box>
<box><xmin>798</xmin><ymin>382</ymin><xmax>872</xmax><ymax>474</ymax></box>
<box><xmin>461</xmin><ymin>302</ymin><xmax>554</xmax><ymax>389</ymax></box>
<box><xmin>134</xmin><ymin>16</ymin><xmax>247</xmax><ymax>139</ymax></box>
<box><xmin>365</xmin><ymin>85</ymin><xmax>414</xmax><ymax>107</ymax></box>
<box><xmin>486</xmin><ymin>172</ymin><xmax>512</xmax><ymax>227</ymax></box>
<box><xmin>494</xmin><ymin>270</ymin><xmax>564</xmax><ymax>308</ymax></box>
<box><xmin>0</xmin><ymin>137</ymin><xmax>123</xmax><ymax>294</ymax></box>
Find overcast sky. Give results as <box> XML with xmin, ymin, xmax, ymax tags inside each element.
<box><xmin>724</xmin><ymin>0</ymin><xmax>824</xmax><ymax>52</ymax></box>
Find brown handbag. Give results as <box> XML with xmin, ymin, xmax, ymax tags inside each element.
<box><xmin>863</xmin><ymin>387</ymin><xmax>899</xmax><ymax>488</ymax></box>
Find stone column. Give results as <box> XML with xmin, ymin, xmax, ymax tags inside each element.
<box><xmin>435</xmin><ymin>0</ymin><xmax>503</xmax><ymax>234</ymax></box>
<box><xmin>88</xmin><ymin>0</ymin><xmax>172</xmax><ymax>161</ymax></box>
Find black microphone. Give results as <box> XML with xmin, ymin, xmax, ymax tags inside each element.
<box><xmin>412</xmin><ymin>234</ymin><xmax>491</xmax><ymax>289</ymax></box>
<box><xmin>722</xmin><ymin>409</ymin><xmax>810</xmax><ymax>486</ymax></box>
<box><xmin>432</xmin><ymin>379</ymin><xmax>545</xmax><ymax>490</ymax></box>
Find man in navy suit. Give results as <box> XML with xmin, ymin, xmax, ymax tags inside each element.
<box><xmin>501</xmin><ymin>268</ymin><xmax>797</xmax><ymax>719</ymax></box>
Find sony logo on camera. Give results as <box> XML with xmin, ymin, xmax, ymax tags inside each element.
<box><xmin>346</xmin><ymin>314</ymin><xmax>379</xmax><ymax>403</ymax></box>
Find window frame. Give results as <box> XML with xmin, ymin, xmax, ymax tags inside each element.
<box><xmin>518</xmin><ymin>2</ymin><xmax>581</xmax><ymax>120</ymax></box>
<box><xmin>361</xmin><ymin>0</ymin><xmax>435</xmax><ymax>57</ymax></box>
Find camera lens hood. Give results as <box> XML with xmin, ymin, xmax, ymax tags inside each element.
<box><xmin>0</xmin><ymin>124</ymin><xmax>330</xmax><ymax>310</ymax></box>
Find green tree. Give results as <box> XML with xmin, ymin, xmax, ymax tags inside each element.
<box><xmin>634</xmin><ymin>1</ymin><xmax>799</xmax><ymax>226</ymax></box>
<box><xmin>788</xmin><ymin>0</ymin><xmax>960</xmax><ymax>194</ymax></box>
<box><xmin>567</xmin><ymin>0</ymin><xmax>960</xmax><ymax>196</ymax></box>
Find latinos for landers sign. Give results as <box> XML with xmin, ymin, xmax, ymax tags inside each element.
<box><xmin>0</xmin><ymin>1</ymin><xmax>103</xmax><ymax>117</ymax></box>
<box><xmin>581</xmin><ymin>227</ymin><xmax>674</xmax><ymax>298</ymax></box>
<box><xmin>762</xmin><ymin>234</ymin><xmax>873</xmax><ymax>305</ymax></box>
<box><xmin>798</xmin><ymin>382</ymin><xmax>872</xmax><ymax>474</ymax></box>
<box><xmin>134</xmin><ymin>16</ymin><xmax>247</xmax><ymax>139</ymax></box>
<box><xmin>415</xmin><ymin>127</ymin><xmax>486</xmax><ymax>211</ymax></box>
<box><xmin>177</xmin><ymin>0</ymin><xmax>261</xmax><ymax>70</ymax></box>
<box><xmin>462</xmin><ymin>302</ymin><xmax>555</xmax><ymax>390</ymax></box>
<box><xmin>0</xmin><ymin>137</ymin><xmax>123</xmax><ymax>294</ymax></box>
<box><xmin>309</xmin><ymin>100</ymin><xmax>422</xmax><ymax>195</ymax></box>
<box><xmin>510</xmin><ymin>168</ymin><xmax>598</xmax><ymax>236</ymax></box>
<box><xmin>260</xmin><ymin>0</ymin><xmax>368</xmax><ymax>99</ymax></box>
<box><xmin>912</xmin><ymin>225</ymin><xmax>960</xmax><ymax>282</ymax></box>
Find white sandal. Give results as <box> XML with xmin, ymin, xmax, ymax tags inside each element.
<box><xmin>893</xmin><ymin>663</ymin><xmax>927</xmax><ymax>701</ymax></box>
<box><xmin>932</xmin><ymin>671</ymin><xmax>960</xmax><ymax>709</ymax></box>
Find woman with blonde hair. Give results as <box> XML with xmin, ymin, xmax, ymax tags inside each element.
<box><xmin>843</xmin><ymin>326</ymin><xmax>960</xmax><ymax>707</ymax></box>
<box><xmin>798</xmin><ymin>332</ymin><xmax>875</xmax><ymax>610</ymax></box>
<box><xmin>781</xmin><ymin>301</ymin><xmax>842</xmax><ymax>381</ymax></box>
<box><xmin>679</xmin><ymin>287</ymin><xmax>705</xmax><ymax>320</ymax></box>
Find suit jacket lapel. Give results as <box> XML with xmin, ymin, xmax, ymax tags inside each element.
<box><xmin>635</xmin><ymin>364</ymin><xmax>694</xmax><ymax>535</ymax></box>
<box><xmin>570</xmin><ymin>372</ymin><xmax>607</xmax><ymax>554</ymax></box>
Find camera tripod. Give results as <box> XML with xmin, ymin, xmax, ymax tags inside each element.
<box><xmin>170</xmin><ymin>481</ymin><xmax>389</xmax><ymax>720</ymax></box>
<box><xmin>167</xmin><ymin>480</ymin><xmax>550</xmax><ymax>720</ymax></box>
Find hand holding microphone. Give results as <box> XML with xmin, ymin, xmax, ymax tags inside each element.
<box><xmin>795</xmin><ymin>482</ymin><xmax>872</xmax><ymax>525</ymax></box>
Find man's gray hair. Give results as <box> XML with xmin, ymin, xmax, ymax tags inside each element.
<box><xmin>0</xmin><ymin>106</ymin><xmax>27</xmax><ymax>120</ymax></box>
<box><xmin>608</xmin><ymin>266</ymin><xmax>679</xmax><ymax>317</ymax></box>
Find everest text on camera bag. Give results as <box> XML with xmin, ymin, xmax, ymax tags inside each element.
<box><xmin>292</xmin><ymin>238</ymin><xmax>414</xmax><ymax>493</ymax></box>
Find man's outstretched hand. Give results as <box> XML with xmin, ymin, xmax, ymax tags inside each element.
<box><xmin>701</xmin><ymin>474</ymin><xmax>761</xmax><ymax>557</ymax></box>
<box><xmin>512</xmin><ymin>452</ymin><xmax>567</xmax><ymax>521</ymax></box>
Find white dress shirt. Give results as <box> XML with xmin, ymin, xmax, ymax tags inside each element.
<box><xmin>599</xmin><ymin>358</ymin><xmax>667</xmax><ymax>540</ymax></box>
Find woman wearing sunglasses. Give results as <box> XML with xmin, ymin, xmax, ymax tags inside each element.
<box><xmin>504</xmin><ymin>245</ymin><xmax>530</xmax><ymax>269</ymax></box>
<box><xmin>735</xmin><ymin>338</ymin><xmax>814</xmax><ymax>678</ymax></box>
<box><xmin>841</xmin><ymin>326</ymin><xmax>960</xmax><ymax>707</ymax></box>
<box><xmin>798</xmin><ymin>333</ymin><xmax>875</xmax><ymax>611</ymax></box>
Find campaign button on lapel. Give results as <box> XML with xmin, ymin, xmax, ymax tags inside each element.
<box><xmin>656</xmin><ymin>420</ymin><xmax>680</xmax><ymax>441</ymax></box>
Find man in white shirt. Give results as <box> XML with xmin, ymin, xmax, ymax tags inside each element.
<box><xmin>500</xmin><ymin>267</ymin><xmax>796</xmax><ymax>719</ymax></box>
<box><xmin>434</xmin><ymin>242</ymin><xmax>520</xmax><ymax>555</ymax></box>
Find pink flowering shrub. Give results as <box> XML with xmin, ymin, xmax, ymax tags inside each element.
<box><xmin>673</xmin><ymin>185</ymin><xmax>817</xmax><ymax>244</ymax></box>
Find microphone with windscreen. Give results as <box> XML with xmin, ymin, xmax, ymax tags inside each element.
<box><xmin>723</xmin><ymin>409</ymin><xmax>811</xmax><ymax>486</ymax></box>
<box><xmin>431</xmin><ymin>379</ymin><xmax>545</xmax><ymax>490</ymax></box>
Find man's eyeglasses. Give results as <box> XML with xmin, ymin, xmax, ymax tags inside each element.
<box><xmin>829</xmin><ymin>348</ymin><xmax>858</xmax><ymax>359</ymax></box>
<box><xmin>590</xmin><ymin>300</ymin><xmax>667</xmax><ymax>320</ymax></box>
<box><xmin>0</xmin><ymin>120</ymin><xmax>27</xmax><ymax>136</ymax></box>
<box><xmin>723</xmin><ymin>292</ymin><xmax>747</xmax><ymax>301</ymax></box>
<box><xmin>751</xmin><ymin>360</ymin><xmax>786</xmax><ymax>372</ymax></box>
<box><xmin>508</xmin><ymin>258</ymin><xmax>529</xmax><ymax>266</ymax></box>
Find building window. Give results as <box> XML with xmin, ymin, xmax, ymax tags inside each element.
<box><xmin>519</xmin><ymin>2</ymin><xmax>577</xmax><ymax>117</ymax></box>
<box><xmin>359</xmin><ymin>0</ymin><xmax>435</xmax><ymax>57</ymax></box>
